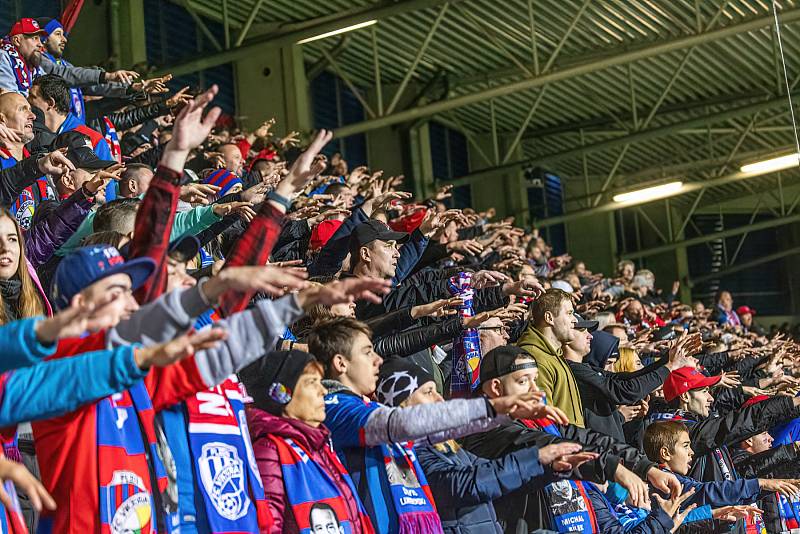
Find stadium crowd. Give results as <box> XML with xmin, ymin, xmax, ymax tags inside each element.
<box><xmin>0</xmin><ymin>14</ymin><xmax>796</xmax><ymax>534</ymax></box>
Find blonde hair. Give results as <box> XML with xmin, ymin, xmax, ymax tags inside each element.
<box><xmin>0</xmin><ymin>209</ymin><xmax>43</xmax><ymax>323</ymax></box>
<box><xmin>614</xmin><ymin>346</ymin><xmax>640</xmax><ymax>373</ymax></box>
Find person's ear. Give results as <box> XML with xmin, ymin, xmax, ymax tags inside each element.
<box><xmin>359</xmin><ymin>246</ymin><xmax>370</xmax><ymax>265</ymax></box>
<box><xmin>126</xmin><ymin>178</ymin><xmax>137</xmax><ymax>195</ymax></box>
<box><xmin>331</xmin><ymin>353</ymin><xmax>348</xmax><ymax>375</ymax></box>
<box><xmin>543</xmin><ymin>310</ymin><xmax>555</xmax><ymax>326</ymax></box>
<box><xmin>742</xmin><ymin>437</ymin><xmax>753</xmax><ymax>449</ymax></box>
<box><xmin>60</xmin><ymin>170</ymin><xmax>75</xmax><ymax>190</ymax></box>
<box><xmin>678</xmin><ymin>391</ymin><xmax>691</xmax><ymax>405</ymax></box>
<box><xmin>487</xmin><ymin>378</ymin><xmax>503</xmax><ymax>398</ymax></box>
<box><xmin>659</xmin><ymin>445</ymin><xmax>672</xmax><ymax>463</ymax></box>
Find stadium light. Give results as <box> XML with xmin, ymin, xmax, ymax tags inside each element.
<box><xmin>297</xmin><ymin>20</ymin><xmax>378</xmax><ymax>44</ymax></box>
<box><xmin>740</xmin><ymin>153</ymin><xmax>800</xmax><ymax>175</ymax></box>
<box><xmin>612</xmin><ymin>181</ymin><xmax>684</xmax><ymax>204</ymax></box>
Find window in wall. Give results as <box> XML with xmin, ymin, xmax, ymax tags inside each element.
<box><xmin>687</xmin><ymin>213</ymin><xmax>787</xmax><ymax>314</ymax></box>
<box><xmin>144</xmin><ymin>0</ymin><xmax>235</xmax><ymax>114</ymax></box>
<box><xmin>310</xmin><ymin>70</ymin><xmax>367</xmax><ymax>167</ymax></box>
<box><xmin>526</xmin><ymin>168</ymin><xmax>566</xmax><ymax>255</ymax></box>
<box><xmin>429</xmin><ymin>121</ymin><xmax>471</xmax><ymax>208</ymax></box>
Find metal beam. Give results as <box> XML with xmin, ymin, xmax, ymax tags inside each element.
<box><xmin>447</xmin><ymin>94</ymin><xmax>800</xmax><ymax>188</ymax></box>
<box><xmin>333</xmin><ymin>8</ymin><xmax>800</xmax><ymax>138</ymax></box>
<box><xmin>688</xmin><ymin>245</ymin><xmax>800</xmax><ymax>286</ymax></box>
<box><xmin>532</xmin><ymin>156</ymin><xmax>797</xmax><ymax>229</ymax></box>
<box><xmin>621</xmin><ymin>214</ymin><xmax>800</xmax><ymax>260</ymax></box>
<box><xmin>235</xmin><ymin>0</ymin><xmax>266</xmax><ymax>48</ymax></box>
<box><xmin>156</xmin><ymin>0</ymin><xmax>463</xmax><ymax>77</ymax></box>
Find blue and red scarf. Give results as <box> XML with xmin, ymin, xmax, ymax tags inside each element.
<box><xmin>183</xmin><ymin>379</ymin><xmax>271</xmax><ymax>532</ymax></box>
<box><xmin>103</xmin><ymin>117</ymin><xmax>121</xmax><ymax>162</ymax></box>
<box><xmin>0</xmin><ymin>38</ymin><xmax>39</xmax><ymax>94</ymax></box>
<box><xmin>269</xmin><ymin>434</ymin><xmax>375</xmax><ymax>534</ymax></box>
<box><xmin>447</xmin><ymin>272</ymin><xmax>481</xmax><ymax>396</ymax></box>
<box><xmin>522</xmin><ymin>418</ymin><xmax>599</xmax><ymax>533</ymax></box>
<box><xmin>96</xmin><ymin>381</ymin><xmax>178</xmax><ymax>534</ymax></box>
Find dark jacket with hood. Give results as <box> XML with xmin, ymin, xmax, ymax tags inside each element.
<box><xmin>416</xmin><ymin>441</ymin><xmax>548</xmax><ymax>534</ymax></box>
<box><xmin>568</xmin><ymin>331</ymin><xmax>669</xmax><ymax>442</ymax></box>
<box><xmin>459</xmin><ymin>418</ymin><xmax>657</xmax><ymax>533</ymax></box>
<box><xmin>731</xmin><ymin>443</ymin><xmax>800</xmax><ymax>534</ymax></box>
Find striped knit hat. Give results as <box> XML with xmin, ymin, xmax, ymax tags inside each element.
<box><xmin>203</xmin><ymin>168</ymin><xmax>243</xmax><ymax>198</ymax></box>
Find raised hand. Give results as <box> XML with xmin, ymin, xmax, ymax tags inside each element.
<box><xmin>274</xmin><ymin>129</ymin><xmax>333</xmax><ymax>200</ymax></box>
<box><xmin>712</xmin><ymin>505</ymin><xmax>763</xmax><ymax>522</ymax></box>
<box><xmin>0</xmin><ymin>123</ymin><xmax>22</xmax><ymax>146</ymax></box>
<box><xmin>410</xmin><ymin>297</ymin><xmax>463</xmax><ymax>319</ymax></box>
<box><xmin>164</xmin><ymin>85</ymin><xmax>222</xmax><ymax>170</ymax></box>
<box><xmin>35</xmin><ymin>293</ymin><xmax>118</xmax><ymax>342</ymax></box>
<box><xmin>105</xmin><ymin>69</ymin><xmax>141</xmax><ymax>85</ymax></box>
<box><xmin>135</xmin><ymin>328</ymin><xmax>228</xmax><ymax>368</ymax></box>
<box><xmin>37</xmin><ymin>148</ymin><xmax>75</xmax><ymax>177</ymax></box>
<box><xmin>652</xmin><ymin>487</ymin><xmax>696</xmax><ymax>532</ymax></box>
<box><xmin>213</xmin><ymin>201</ymin><xmax>257</xmax><ymax>223</ymax></box>
<box><xmin>447</xmin><ymin>239</ymin><xmax>484</xmax><ymax>256</ymax></box>
<box><xmin>166</xmin><ymin>86</ymin><xmax>192</xmax><ymax>109</ymax></box>
<box><xmin>297</xmin><ymin>277</ymin><xmax>392</xmax><ymax>308</ymax></box>
<box><xmin>204</xmin><ymin>265</ymin><xmax>310</xmax><ymax>300</ymax></box>
<box><xmin>180</xmin><ymin>183</ymin><xmax>221</xmax><ymax>204</ymax></box>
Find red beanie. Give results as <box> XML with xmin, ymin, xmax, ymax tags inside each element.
<box><xmin>310</xmin><ymin>219</ymin><xmax>344</xmax><ymax>251</ymax></box>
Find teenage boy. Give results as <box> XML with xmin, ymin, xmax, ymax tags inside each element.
<box><xmin>643</xmin><ymin>420</ymin><xmax>798</xmax><ymax>532</ymax></box>
<box><xmin>459</xmin><ymin>345</ymin><xmax>682</xmax><ymax>533</ymax></box>
<box><xmin>648</xmin><ymin>366</ymin><xmax>800</xmax><ymax>483</ymax></box>
<box><xmin>307</xmin><ymin>317</ymin><xmax>557</xmax><ymax>534</ymax></box>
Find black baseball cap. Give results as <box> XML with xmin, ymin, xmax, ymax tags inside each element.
<box><xmin>349</xmin><ymin>219</ymin><xmax>409</xmax><ymax>261</ymax></box>
<box><xmin>53</xmin><ymin>131</ymin><xmax>117</xmax><ymax>170</ymax></box>
<box><xmin>479</xmin><ymin>345</ymin><xmax>537</xmax><ymax>386</ymax></box>
<box><xmin>574</xmin><ymin>313</ymin><xmax>599</xmax><ymax>332</ymax></box>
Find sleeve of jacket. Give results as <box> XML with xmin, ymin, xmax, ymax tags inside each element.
<box><xmin>131</xmin><ymin>164</ymin><xmax>182</xmax><ymax>303</ymax></box>
<box><xmin>146</xmin><ymin>294</ymin><xmax>304</xmax><ymax>410</ymax></box>
<box><xmin>587</xmin><ymin>485</ymin><xmax>674</xmax><ymax>534</ymax></box>
<box><xmin>691</xmin><ymin>396</ymin><xmax>800</xmax><ymax>456</ymax></box>
<box><xmin>473</xmin><ymin>286</ymin><xmax>508</xmax><ymax>313</ymax></box>
<box><xmin>571</xmin><ymin>362</ymin><xmax>669</xmax><ymax>405</ymax></box>
<box><xmin>560</xmin><ymin>423</ymin><xmax>655</xmax><ymax>481</ymax></box>
<box><xmin>696</xmin><ymin>352</ymin><xmax>729</xmax><ymax>375</ymax></box>
<box><xmin>25</xmin><ymin>188</ymin><xmax>93</xmax><ymax>268</ymax></box>
<box><xmin>373</xmin><ymin>316</ymin><xmax>463</xmax><ymax>358</ymax></box>
<box><xmin>0</xmin><ymin>155</ymin><xmax>42</xmax><ymax>207</ymax></box>
<box><xmin>251</xmin><ymin>435</ymin><xmax>287</xmax><ymax>534</ymax></box>
<box><xmin>0</xmin><ymin>346</ymin><xmax>147</xmax><ymax>427</ymax></box>
<box><xmin>416</xmin><ymin>444</ymin><xmax>545</xmax><ymax>508</ymax></box>
<box><xmin>216</xmin><ymin>203</ymin><xmax>285</xmax><ymax>317</ymax></box>
<box><xmin>0</xmin><ymin>317</ymin><xmax>55</xmax><ymax>372</ymax></box>
<box><xmin>40</xmin><ymin>55</ymin><xmax>102</xmax><ymax>86</ymax></box>
<box><xmin>669</xmin><ymin>473</ymin><xmax>761</xmax><ymax>507</ymax></box>
<box><xmin>361</xmin><ymin>397</ymin><xmax>494</xmax><ymax>446</ymax></box>
<box><xmin>270</xmin><ymin>219</ymin><xmax>311</xmax><ymax>263</ymax></box>
<box><xmin>366</xmin><ymin>307</ymin><xmax>414</xmax><ymax>339</ymax></box>
<box><xmin>392</xmin><ymin>229</ymin><xmax>428</xmax><ymax>286</ymax></box>
<box><xmin>732</xmin><ymin>444</ymin><xmax>800</xmax><ymax>478</ymax></box>
<box><xmin>102</xmin><ymin>102</ymin><xmax>170</xmax><ymax>132</ymax></box>
<box><xmin>307</xmin><ymin>207</ymin><xmax>368</xmax><ymax>277</ymax></box>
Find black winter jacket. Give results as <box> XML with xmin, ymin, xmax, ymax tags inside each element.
<box><xmin>460</xmin><ymin>419</ymin><xmax>656</xmax><ymax>533</ymax></box>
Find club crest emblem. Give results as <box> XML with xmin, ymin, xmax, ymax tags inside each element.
<box><xmin>198</xmin><ymin>442</ymin><xmax>250</xmax><ymax>520</ymax></box>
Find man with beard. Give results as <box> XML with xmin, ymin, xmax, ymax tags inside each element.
<box><xmin>0</xmin><ymin>18</ymin><xmax>136</xmax><ymax>96</ymax></box>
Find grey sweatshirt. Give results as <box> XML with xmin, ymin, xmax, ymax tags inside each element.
<box><xmin>107</xmin><ymin>281</ymin><xmax>304</xmax><ymax>387</ymax></box>
<box><xmin>323</xmin><ymin>380</ymin><xmax>510</xmax><ymax>447</ymax></box>
<box><xmin>0</xmin><ymin>51</ymin><xmax>104</xmax><ymax>95</ymax></box>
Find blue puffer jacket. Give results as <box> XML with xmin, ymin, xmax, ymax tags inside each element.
<box><xmin>417</xmin><ymin>441</ymin><xmax>546</xmax><ymax>534</ymax></box>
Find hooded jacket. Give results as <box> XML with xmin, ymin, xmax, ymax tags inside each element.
<box><xmin>416</xmin><ymin>441</ymin><xmax>547</xmax><ymax>534</ymax></box>
<box><xmin>459</xmin><ymin>419</ymin><xmax>657</xmax><ymax>533</ymax></box>
<box><xmin>516</xmin><ymin>323</ymin><xmax>585</xmax><ymax>427</ymax></box>
<box><xmin>247</xmin><ymin>407</ymin><xmax>368</xmax><ymax>534</ymax></box>
<box><xmin>568</xmin><ymin>332</ymin><xmax>669</xmax><ymax>442</ymax></box>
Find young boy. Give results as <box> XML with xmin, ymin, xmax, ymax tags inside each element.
<box><xmin>643</xmin><ymin>420</ymin><xmax>798</xmax><ymax>532</ymax></box>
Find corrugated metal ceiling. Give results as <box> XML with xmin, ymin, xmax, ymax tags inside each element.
<box><xmin>176</xmin><ymin>0</ymin><xmax>800</xmax><ymax>209</ymax></box>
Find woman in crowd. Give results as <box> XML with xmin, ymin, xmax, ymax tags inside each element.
<box><xmin>241</xmin><ymin>350</ymin><xmax>374</xmax><ymax>534</ymax></box>
<box><xmin>0</xmin><ymin>208</ymin><xmax>45</xmax><ymax>323</ymax></box>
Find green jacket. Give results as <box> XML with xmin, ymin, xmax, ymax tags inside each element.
<box><xmin>516</xmin><ymin>323</ymin><xmax>585</xmax><ymax>427</ymax></box>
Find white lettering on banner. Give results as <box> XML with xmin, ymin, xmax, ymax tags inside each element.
<box><xmin>401</xmin><ymin>487</ymin><xmax>419</xmax><ymax>497</ymax></box>
<box><xmin>197</xmin><ymin>391</ymin><xmax>235</xmax><ymax>417</ymax></box>
<box><xmin>399</xmin><ymin>497</ymin><xmax>426</xmax><ymax>506</ymax></box>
